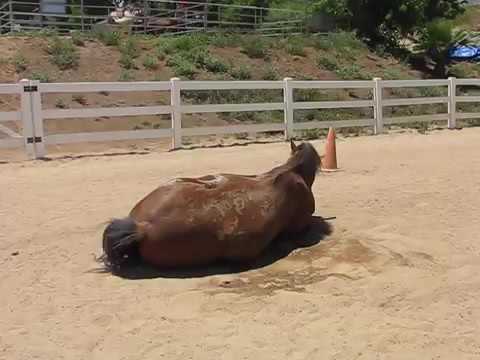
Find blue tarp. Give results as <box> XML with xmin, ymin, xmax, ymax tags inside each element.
<box><xmin>448</xmin><ymin>46</ymin><xmax>480</xmax><ymax>61</ymax></box>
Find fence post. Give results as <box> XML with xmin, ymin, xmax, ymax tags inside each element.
<box><xmin>448</xmin><ymin>76</ymin><xmax>457</xmax><ymax>129</ymax></box>
<box><xmin>373</xmin><ymin>77</ymin><xmax>384</xmax><ymax>134</ymax></box>
<box><xmin>80</xmin><ymin>0</ymin><xmax>84</xmax><ymax>32</ymax></box>
<box><xmin>29</xmin><ymin>79</ymin><xmax>46</xmax><ymax>158</ymax></box>
<box><xmin>143</xmin><ymin>1</ymin><xmax>148</xmax><ymax>33</ymax></box>
<box><xmin>19</xmin><ymin>79</ymin><xmax>36</xmax><ymax>159</ymax></box>
<box><xmin>170</xmin><ymin>77</ymin><xmax>182</xmax><ymax>149</ymax></box>
<box><xmin>203</xmin><ymin>3</ymin><xmax>208</xmax><ymax>31</ymax></box>
<box><xmin>283</xmin><ymin>77</ymin><xmax>294</xmax><ymax>140</ymax></box>
<box><xmin>8</xmin><ymin>0</ymin><xmax>14</xmax><ymax>32</ymax></box>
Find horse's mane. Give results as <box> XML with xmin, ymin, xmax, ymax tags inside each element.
<box><xmin>267</xmin><ymin>141</ymin><xmax>321</xmax><ymax>186</ymax></box>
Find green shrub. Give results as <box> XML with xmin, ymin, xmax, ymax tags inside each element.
<box><xmin>418</xmin><ymin>86</ymin><xmax>446</xmax><ymax>97</ymax></box>
<box><xmin>157</xmin><ymin>35</ymin><xmax>207</xmax><ymax>55</ymax></box>
<box><xmin>448</xmin><ymin>63</ymin><xmax>479</xmax><ymax>78</ymax></box>
<box><xmin>204</xmin><ymin>56</ymin><xmax>230</xmax><ymax>73</ymax></box>
<box><xmin>241</xmin><ymin>37</ymin><xmax>269</xmax><ymax>59</ymax></box>
<box><xmin>230</xmin><ymin>65</ymin><xmax>252</xmax><ymax>80</ymax></box>
<box><xmin>335</xmin><ymin>64</ymin><xmax>372</xmax><ymax>80</ymax></box>
<box><xmin>119</xmin><ymin>70</ymin><xmax>134</xmax><ymax>81</ymax></box>
<box><xmin>156</xmin><ymin>47</ymin><xmax>167</xmax><ymax>61</ymax></box>
<box><xmin>315</xmin><ymin>31</ymin><xmax>366</xmax><ymax>52</ymax></box>
<box><xmin>30</xmin><ymin>71</ymin><xmax>51</xmax><ymax>82</ymax></box>
<box><xmin>119</xmin><ymin>53</ymin><xmax>136</xmax><ymax>69</ymax></box>
<box><xmin>317</xmin><ymin>55</ymin><xmax>338</xmax><ymax>71</ymax></box>
<box><xmin>96</xmin><ymin>30</ymin><xmax>121</xmax><ymax>46</ymax></box>
<box><xmin>210</xmin><ymin>33</ymin><xmax>229</xmax><ymax>48</ymax></box>
<box><xmin>186</xmin><ymin>48</ymin><xmax>210</xmax><ymax>66</ymax></box>
<box><xmin>262</xmin><ymin>65</ymin><xmax>279</xmax><ymax>80</ymax></box>
<box><xmin>142</xmin><ymin>55</ymin><xmax>159</xmax><ymax>70</ymax></box>
<box><xmin>46</xmin><ymin>37</ymin><xmax>79</xmax><ymax>70</ymax></box>
<box><xmin>13</xmin><ymin>53</ymin><xmax>27</xmax><ymax>72</ymax></box>
<box><xmin>285</xmin><ymin>37</ymin><xmax>306</xmax><ymax>57</ymax></box>
<box><xmin>315</xmin><ymin>37</ymin><xmax>331</xmax><ymax>51</ymax></box>
<box><xmin>71</xmin><ymin>31</ymin><xmax>85</xmax><ymax>46</ymax></box>
<box><xmin>336</xmin><ymin>31</ymin><xmax>366</xmax><ymax>49</ymax></box>
<box><xmin>167</xmin><ymin>55</ymin><xmax>197</xmax><ymax>78</ymax></box>
<box><xmin>383</xmin><ymin>68</ymin><xmax>406</xmax><ymax>80</ymax></box>
<box><xmin>165</xmin><ymin>48</ymin><xmax>229</xmax><ymax>75</ymax></box>
<box><xmin>168</xmin><ymin>35</ymin><xmax>200</xmax><ymax>51</ymax></box>
<box><xmin>157</xmin><ymin>35</ymin><xmax>232</xmax><ymax>75</ymax></box>
<box><xmin>120</xmin><ymin>37</ymin><xmax>139</xmax><ymax>58</ymax></box>
<box><xmin>118</xmin><ymin>37</ymin><xmax>140</xmax><ymax>69</ymax></box>
<box><xmin>156</xmin><ymin>40</ymin><xmax>174</xmax><ymax>56</ymax></box>
<box><xmin>210</xmin><ymin>33</ymin><xmax>241</xmax><ymax>48</ymax></box>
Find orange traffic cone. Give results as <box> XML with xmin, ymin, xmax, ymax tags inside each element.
<box><xmin>321</xmin><ymin>127</ymin><xmax>338</xmax><ymax>172</ymax></box>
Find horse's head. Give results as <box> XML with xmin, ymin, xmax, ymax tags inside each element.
<box><xmin>288</xmin><ymin>139</ymin><xmax>321</xmax><ymax>188</ymax></box>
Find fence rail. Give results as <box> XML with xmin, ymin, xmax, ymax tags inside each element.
<box><xmin>0</xmin><ymin>0</ymin><xmax>306</xmax><ymax>36</ymax></box>
<box><xmin>0</xmin><ymin>76</ymin><xmax>478</xmax><ymax>159</ymax></box>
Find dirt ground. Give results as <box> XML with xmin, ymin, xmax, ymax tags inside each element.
<box><xmin>1</xmin><ymin>128</ymin><xmax>480</xmax><ymax>360</ymax></box>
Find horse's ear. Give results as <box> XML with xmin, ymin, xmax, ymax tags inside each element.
<box><xmin>290</xmin><ymin>139</ymin><xmax>298</xmax><ymax>153</ymax></box>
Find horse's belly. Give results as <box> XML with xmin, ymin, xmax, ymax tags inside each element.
<box><xmin>139</xmin><ymin>233</ymin><xmax>226</xmax><ymax>268</ymax></box>
<box><xmin>220</xmin><ymin>209</ymin><xmax>284</xmax><ymax>260</ymax></box>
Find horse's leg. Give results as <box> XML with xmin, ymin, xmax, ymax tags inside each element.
<box><xmin>140</xmin><ymin>233</ymin><xmax>227</xmax><ymax>268</ymax></box>
<box><xmin>223</xmin><ymin>232</ymin><xmax>275</xmax><ymax>264</ymax></box>
<box><xmin>137</xmin><ymin>217</ymin><xmax>228</xmax><ymax>268</ymax></box>
<box><xmin>282</xmin><ymin>185</ymin><xmax>316</xmax><ymax>245</ymax></box>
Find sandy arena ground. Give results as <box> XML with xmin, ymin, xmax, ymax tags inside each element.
<box><xmin>1</xmin><ymin>128</ymin><xmax>480</xmax><ymax>360</ymax></box>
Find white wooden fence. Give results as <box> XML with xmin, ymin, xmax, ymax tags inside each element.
<box><xmin>0</xmin><ymin>77</ymin><xmax>476</xmax><ymax>159</ymax></box>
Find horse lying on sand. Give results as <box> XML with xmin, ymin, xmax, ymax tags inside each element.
<box><xmin>100</xmin><ymin>140</ymin><xmax>322</xmax><ymax>274</ymax></box>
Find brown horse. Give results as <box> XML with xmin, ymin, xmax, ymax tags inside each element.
<box><xmin>100</xmin><ymin>140</ymin><xmax>322</xmax><ymax>274</ymax></box>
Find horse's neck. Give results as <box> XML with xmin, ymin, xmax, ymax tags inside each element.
<box><xmin>264</xmin><ymin>163</ymin><xmax>289</xmax><ymax>177</ymax></box>
<box><xmin>265</xmin><ymin>161</ymin><xmax>304</xmax><ymax>182</ymax></box>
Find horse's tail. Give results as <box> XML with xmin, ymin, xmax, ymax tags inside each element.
<box><xmin>99</xmin><ymin>217</ymin><xmax>148</xmax><ymax>274</ymax></box>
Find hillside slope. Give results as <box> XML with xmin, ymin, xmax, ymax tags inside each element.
<box><xmin>0</xmin><ymin>32</ymin><xmax>423</xmax><ymax>138</ymax></box>
<box><xmin>0</xmin><ymin>32</ymin><xmax>421</xmax><ymax>84</ymax></box>
<box><xmin>1</xmin><ymin>30</ymin><xmax>478</xmax><ymax>149</ymax></box>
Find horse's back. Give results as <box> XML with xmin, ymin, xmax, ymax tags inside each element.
<box><xmin>155</xmin><ymin>173</ymin><xmax>281</xmax><ymax>228</ymax></box>
<box><xmin>131</xmin><ymin>172</ymin><xmax>295</xmax><ymax>265</ymax></box>
<box><xmin>131</xmin><ymin>174</ymin><xmax>251</xmax><ymax>214</ymax></box>
<box><xmin>133</xmin><ymin>171</ymin><xmax>312</xmax><ymax>231</ymax></box>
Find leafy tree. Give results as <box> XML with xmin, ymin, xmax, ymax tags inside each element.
<box><xmin>310</xmin><ymin>0</ymin><xmax>467</xmax><ymax>48</ymax></box>
<box><xmin>414</xmin><ymin>19</ymin><xmax>480</xmax><ymax>77</ymax></box>
<box><xmin>424</xmin><ymin>0</ymin><xmax>467</xmax><ymax>20</ymax></box>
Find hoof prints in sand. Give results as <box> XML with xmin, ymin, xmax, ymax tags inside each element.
<box><xmin>208</xmin><ymin>231</ymin><xmax>437</xmax><ymax>296</ymax></box>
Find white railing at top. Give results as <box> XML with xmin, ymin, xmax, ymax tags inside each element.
<box><xmin>0</xmin><ymin>77</ymin><xmax>478</xmax><ymax>159</ymax></box>
<box><xmin>2</xmin><ymin>0</ymin><xmax>305</xmax><ymax>36</ymax></box>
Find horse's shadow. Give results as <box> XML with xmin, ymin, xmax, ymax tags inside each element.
<box><xmin>106</xmin><ymin>216</ymin><xmax>333</xmax><ymax>280</ymax></box>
